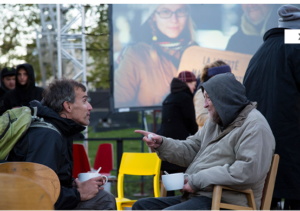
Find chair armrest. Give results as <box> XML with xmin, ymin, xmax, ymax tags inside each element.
<box><xmin>217</xmin><ymin>185</ymin><xmax>253</xmax><ymax>194</ymax></box>
<box><xmin>211</xmin><ymin>185</ymin><xmax>256</xmax><ymax>210</ymax></box>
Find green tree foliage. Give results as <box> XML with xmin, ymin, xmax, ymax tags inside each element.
<box><xmin>0</xmin><ymin>4</ymin><xmax>111</xmax><ymax>87</ymax></box>
<box><xmin>0</xmin><ymin>4</ymin><xmax>42</xmax><ymax>80</ymax></box>
<box><xmin>85</xmin><ymin>4</ymin><xmax>110</xmax><ymax>89</ymax></box>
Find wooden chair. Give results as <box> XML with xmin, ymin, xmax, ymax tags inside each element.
<box><xmin>116</xmin><ymin>153</ymin><xmax>161</xmax><ymax>210</ymax></box>
<box><xmin>211</xmin><ymin>154</ymin><xmax>280</xmax><ymax>210</ymax></box>
<box><xmin>0</xmin><ymin>173</ymin><xmax>53</xmax><ymax>209</ymax></box>
<box><xmin>160</xmin><ymin>181</ymin><xmax>167</xmax><ymax>197</ymax></box>
<box><xmin>0</xmin><ymin>162</ymin><xmax>60</xmax><ymax>204</ymax></box>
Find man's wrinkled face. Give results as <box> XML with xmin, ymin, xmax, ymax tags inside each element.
<box><xmin>2</xmin><ymin>75</ymin><xmax>15</xmax><ymax>90</ymax></box>
<box><xmin>69</xmin><ymin>88</ymin><xmax>93</xmax><ymax>126</ymax></box>
<box><xmin>203</xmin><ymin>90</ymin><xmax>221</xmax><ymax>124</ymax></box>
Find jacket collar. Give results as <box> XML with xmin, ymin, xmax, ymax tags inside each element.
<box><xmin>228</xmin><ymin>102</ymin><xmax>257</xmax><ymax>128</ymax></box>
<box><xmin>207</xmin><ymin>102</ymin><xmax>257</xmax><ymax>147</ymax></box>
<box><xmin>263</xmin><ymin>27</ymin><xmax>286</xmax><ymax>42</ymax></box>
<box><xmin>30</xmin><ymin>100</ymin><xmax>86</xmax><ymax>137</ymax></box>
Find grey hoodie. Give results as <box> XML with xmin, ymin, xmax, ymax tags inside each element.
<box><xmin>156</xmin><ymin>73</ymin><xmax>275</xmax><ymax>209</ymax></box>
<box><xmin>201</xmin><ymin>72</ymin><xmax>250</xmax><ymax>128</ymax></box>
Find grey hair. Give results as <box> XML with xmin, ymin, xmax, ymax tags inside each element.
<box><xmin>42</xmin><ymin>78</ymin><xmax>86</xmax><ymax>113</ymax></box>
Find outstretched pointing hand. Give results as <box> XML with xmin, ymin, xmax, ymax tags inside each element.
<box><xmin>134</xmin><ymin>130</ymin><xmax>163</xmax><ymax>148</ymax></box>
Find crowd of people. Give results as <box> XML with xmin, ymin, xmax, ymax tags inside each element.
<box><xmin>1</xmin><ymin>3</ymin><xmax>300</xmax><ymax>210</ymax></box>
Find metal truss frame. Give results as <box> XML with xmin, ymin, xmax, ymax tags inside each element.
<box><xmin>56</xmin><ymin>4</ymin><xmax>89</xmax><ymax>152</ymax></box>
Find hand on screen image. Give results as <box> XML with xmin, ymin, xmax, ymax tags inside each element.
<box><xmin>114</xmin><ymin>4</ymin><xmax>197</xmax><ymax>109</ymax></box>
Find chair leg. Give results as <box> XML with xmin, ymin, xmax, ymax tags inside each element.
<box><xmin>246</xmin><ymin>191</ymin><xmax>257</xmax><ymax>210</ymax></box>
<box><xmin>160</xmin><ymin>182</ymin><xmax>167</xmax><ymax>197</ymax></box>
<box><xmin>116</xmin><ymin>202</ymin><xmax>122</xmax><ymax>210</ymax></box>
<box><xmin>211</xmin><ymin>185</ymin><xmax>222</xmax><ymax>210</ymax></box>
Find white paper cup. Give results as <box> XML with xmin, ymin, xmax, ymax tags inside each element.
<box><xmin>78</xmin><ymin>172</ymin><xmax>108</xmax><ymax>185</ymax></box>
<box><xmin>162</xmin><ymin>173</ymin><xmax>188</xmax><ymax>191</ymax></box>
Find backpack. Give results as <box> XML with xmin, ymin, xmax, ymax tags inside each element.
<box><xmin>0</xmin><ymin>106</ymin><xmax>61</xmax><ymax>160</ymax></box>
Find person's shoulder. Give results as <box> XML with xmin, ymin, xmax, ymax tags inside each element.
<box><xmin>4</xmin><ymin>89</ymin><xmax>16</xmax><ymax>95</ymax></box>
<box><xmin>0</xmin><ymin>88</ymin><xmax>5</xmax><ymax>96</ymax></box>
<box><xmin>244</xmin><ymin>108</ymin><xmax>271</xmax><ymax>130</ymax></box>
<box><xmin>124</xmin><ymin>42</ymin><xmax>151</xmax><ymax>54</ymax></box>
<box><xmin>3</xmin><ymin>89</ymin><xmax>17</xmax><ymax>99</ymax></box>
<box><xmin>117</xmin><ymin>42</ymin><xmax>151</xmax><ymax>64</ymax></box>
<box><xmin>178</xmin><ymin>90</ymin><xmax>193</xmax><ymax>100</ymax></box>
<box><xmin>34</xmin><ymin>86</ymin><xmax>44</xmax><ymax>92</ymax></box>
<box><xmin>131</xmin><ymin>42</ymin><xmax>151</xmax><ymax>49</ymax></box>
<box><xmin>27</xmin><ymin>126</ymin><xmax>62</xmax><ymax>144</ymax></box>
<box><xmin>194</xmin><ymin>89</ymin><xmax>203</xmax><ymax>99</ymax></box>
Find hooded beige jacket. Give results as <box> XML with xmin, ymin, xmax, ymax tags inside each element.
<box><xmin>193</xmin><ymin>89</ymin><xmax>208</xmax><ymax>130</ymax></box>
<box><xmin>156</xmin><ymin>102</ymin><xmax>275</xmax><ymax>209</ymax></box>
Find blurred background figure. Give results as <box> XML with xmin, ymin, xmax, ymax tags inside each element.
<box><xmin>157</xmin><ymin>70</ymin><xmax>198</xmax><ymax>196</ymax></box>
<box><xmin>0</xmin><ymin>63</ymin><xmax>44</xmax><ymax>114</ymax></box>
<box><xmin>114</xmin><ymin>4</ymin><xmax>197</xmax><ymax>108</ymax></box>
<box><xmin>243</xmin><ymin>5</ymin><xmax>300</xmax><ymax>209</ymax></box>
<box><xmin>226</xmin><ymin>4</ymin><xmax>276</xmax><ymax>55</ymax></box>
<box><xmin>0</xmin><ymin>67</ymin><xmax>16</xmax><ymax>103</ymax></box>
<box><xmin>194</xmin><ymin>60</ymin><xmax>231</xmax><ymax>130</ymax></box>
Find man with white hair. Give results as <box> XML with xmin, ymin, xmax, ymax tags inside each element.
<box><xmin>243</xmin><ymin>4</ymin><xmax>300</xmax><ymax>209</ymax></box>
<box><xmin>134</xmin><ymin>73</ymin><xmax>275</xmax><ymax>210</ymax></box>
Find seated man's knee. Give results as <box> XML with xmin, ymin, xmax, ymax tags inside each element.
<box><xmin>99</xmin><ymin>189</ymin><xmax>115</xmax><ymax>201</ymax></box>
<box><xmin>132</xmin><ymin>198</ymin><xmax>152</xmax><ymax>210</ymax></box>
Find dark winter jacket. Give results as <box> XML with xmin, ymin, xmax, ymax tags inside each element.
<box><xmin>0</xmin><ymin>87</ymin><xmax>6</xmax><ymax>103</ymax></box>
<box><xmin>0</xmin><ymin>79</ymin><xmax>9</xmax><ymax>102</ymax></box>
<box><xmin>157</xmin><ymin>78</ymin><xmax>198</xmax><ymax>171</ymax></box>
<box><xmin>243</xmin><ymin>27</ymin><xmax>300</xmax><ymax>199</ymax></box>
<box><xmin>0</xmin><ymin>63</ymin><xmax>44</xmax><ymax>114</ymax></box>
<box><xmin>7</xmin><ymin>100</ymin><xmax>86</xmax><ymax>209</ymax></box>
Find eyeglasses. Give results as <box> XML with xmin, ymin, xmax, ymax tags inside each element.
<box><xmin>155</xmin><ymin>8</ymin><xmax>188</xmax><ymax>19</ymax></box>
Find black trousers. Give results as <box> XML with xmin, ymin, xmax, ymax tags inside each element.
<box><xmin>73</xmin><ymin>189</ymin><xmax>117</xmax><ymax>210</ymax></box>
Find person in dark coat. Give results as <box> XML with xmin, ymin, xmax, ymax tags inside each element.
<box><xmin>157</xmin><ymin>70</ymin><xmax>198</xmax><ymax>196</ymax></box>
<box><xmin>243</xmin><ymin>5</ymin><xmax>300</xmax><ymax>210</ymax></box>
<box><xmin>0</xmin><ymin>63</ymin><xmax>43</xmax><ymax>114</ymax></box>
<box><xmin>0</xmin><ymin>67</ymin><xmax>16</xmax><ymax>102</ymax></box>
<box><xmin>7</xmin><ymin>79</ymin><xmax>117</xmax><ymax>210</ymax></box>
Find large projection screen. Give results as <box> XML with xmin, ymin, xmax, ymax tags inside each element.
<box><xmin>110</xmin><ymin>4</ymin><xmax>292</xmax><ymax>112</ymax></box>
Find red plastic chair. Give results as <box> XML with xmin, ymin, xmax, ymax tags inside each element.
<box><xmin>73</xmin><ymin>143</ymin><xmax>91</xmax><ymax>178</ymax></box>
<box><xmin>93</xmin><ymin>143</ymin><xmax>114</xmax><ymax>176</ymax></box>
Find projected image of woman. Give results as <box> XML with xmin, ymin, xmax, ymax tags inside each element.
<box><xmin>114</xmin><ymin>4</ymin><xmax>196</xmax><ymax>108</ymax></box>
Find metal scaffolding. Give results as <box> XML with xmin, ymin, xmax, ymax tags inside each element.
<box><xmin>37</xmin><ymin>5</ymin><xmax>73</xmax><ymax>87</ymax></box>
<box><xmin>37</xmin><ymin>4</ymin><xmax>88</xmax><ymax>152</ymax></box>
<box><xmin>56</xmin><ymin>4</ymin><xmax>87</xmax><ymax>82</ymax></box>
<box><xmin>56</xmin><ymin>4</ymin><xmax>88</xmax><ymax>152</ymax></box>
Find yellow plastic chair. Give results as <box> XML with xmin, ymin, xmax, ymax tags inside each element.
<box><xmin>115</xmin><ymin>152</ymin><xmax>161</xmax><ymax>210</ymax></box>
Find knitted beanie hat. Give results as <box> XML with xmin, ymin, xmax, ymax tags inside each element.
<box><xmin>207</xmin><ymin>65</ymin><xmax>231</xmax><ymax>77</ymax></box>
<box><xmin>278</xmin><ymin>4</ymin><xmax>300</xmax><ymax>29</ymax></box>
<box><xmin>178</xmin><ymin>71</ymin><xmax>197</xmax><ymax>82</ymax></box>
